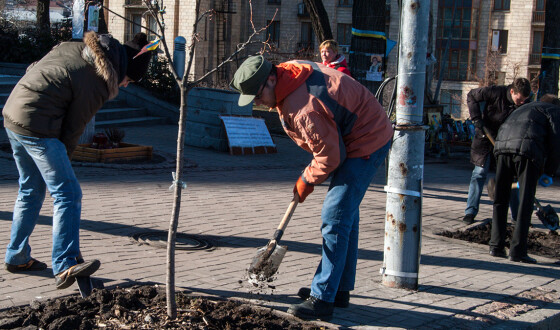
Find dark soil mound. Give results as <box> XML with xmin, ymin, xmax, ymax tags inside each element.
<box><xmin>439</xmin><ymin>222</ymin><xmax>560</xmax><ymax>259</ymax></box>
<box><xmin>0</xmin><ymin>285</ymin><xmax>324</xmax><ymax>329</ymax></box>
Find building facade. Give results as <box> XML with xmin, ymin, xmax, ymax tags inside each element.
<box><xmin>104</xmin><ymin>0</ymin><xmax>547</xmax><ymax>119</ymax></box>
<box><xmin>418</xmin><ymin>0</ymin><xmax>546</xmax><ymax>119</ymax></box>
<box><xmin>106</xmin><ymin>0</ymin><xmax>353</xmax><ymax>86</ymax></box>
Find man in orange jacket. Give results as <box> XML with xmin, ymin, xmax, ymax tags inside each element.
<box><xmin>231</xmin><ymin>55</ymin><xmax>393</xmax><ymax>321</ymax></box>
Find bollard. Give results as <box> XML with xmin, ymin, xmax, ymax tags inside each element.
<box><xmin>173</xmin><ymin>36</ymin><xmax>186</xmax><ymax>80</ymax></box>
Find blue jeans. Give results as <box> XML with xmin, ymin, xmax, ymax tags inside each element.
<box><xmin>310</xmin><ymin>141</ymin><xmax>390</xmax><ymax>303</ymax></box>
<box><xmin>4</xmin><ymin>128</ymin><xmax>81</xmax><ymax>275</ymax></box>
<box><xmin>465</xmin><ymin>154</ymin><xmax>519</xmax><ymax>221</ymax></box>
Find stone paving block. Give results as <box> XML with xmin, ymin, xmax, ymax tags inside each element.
<box><xmin>0</xmin><ymin>124</ymin><xmax>558</xmax><ymax>328</ymax></box>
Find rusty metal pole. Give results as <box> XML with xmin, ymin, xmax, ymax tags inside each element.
<box><xmin>381</xmin><ymin>0</ymin><xmax>430</xmax><ymax>290</ymax></box>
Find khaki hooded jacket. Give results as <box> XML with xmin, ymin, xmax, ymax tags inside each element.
<box><xmin>2</xmin><ymin>32</ymin><xmax>122</xmax><ymax>157</ymax></box>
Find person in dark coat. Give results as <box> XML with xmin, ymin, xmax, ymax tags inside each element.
<box><xmin>2</xmin><ymin>31</ymin><xmax>152</xmax><ymax>289</ymax></box>
<box><xmin>489</xmin><ymin>95</ymin><xmax>560</xmax><ymax>263</ymax></box>
<box><xmin>462</xmin><ymin>78</ymin><xmax>531</xmax><ymax>224</ymax></box>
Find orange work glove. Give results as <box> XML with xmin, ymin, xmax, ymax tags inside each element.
<box><xmin>293</xmin><ymin>176</ymin><xmax>314</xmax><ymax>203</ymax></box>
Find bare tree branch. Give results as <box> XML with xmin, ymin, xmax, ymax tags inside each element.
<box><xmin>105</xmin><ymin>0</ymin><xmax>275</xmax><ymax>319</ymax></box>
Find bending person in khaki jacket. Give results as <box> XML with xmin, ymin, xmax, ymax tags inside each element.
<box><xmin>3</xmin><ymin>32</ymin><xmax>152</xmax><ymax>289</ymax></box>
<box><xmin>231</xmin><ymin>56</ymin><xmax>393</xmax><ymax>321</ymax></box>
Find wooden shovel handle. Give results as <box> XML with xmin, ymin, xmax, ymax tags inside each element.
<box><xmin>277</xmin><ymin>193</ymin><xmax>299</xmax><ymax>231</ymax></box>
<box><xmin>483</xmin><ymin>127</ymin><xmax>496</xmax><ymax>146</ymax></box>
<box><xmin>271</xmin><ymin>194</ymin><xmax>299</xmax><ymax>242</ymax></box>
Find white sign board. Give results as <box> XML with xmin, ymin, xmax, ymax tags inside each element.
<box><xmin>220</xmin><ymin>116</ymin><xmax>275</xmax><ymax>149</ymax></box>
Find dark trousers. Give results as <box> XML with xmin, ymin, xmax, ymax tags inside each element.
<box><xmin>490</xmin><ymin>154</ymin><xmax>539</xmax><ymax>257</ymax></box>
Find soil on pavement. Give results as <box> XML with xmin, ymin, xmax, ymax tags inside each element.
<box><xmin>0</xmin><ymin>284</ymin><xmax>326</xmax><ymax>330</ymax></box>
<box><xmin>440</xmin><ymin>222</ymin><xmax>560</xmax><ymax>259</ymax></box>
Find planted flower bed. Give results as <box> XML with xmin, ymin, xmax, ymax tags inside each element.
<box><xmin>72</xmin><ymin>143</ymin><xmax>153</xmax><ymax>163</ymax></box>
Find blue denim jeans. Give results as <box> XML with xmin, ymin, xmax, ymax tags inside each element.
<box><xmin>310</xmin><ymin>141</ymin><xmax>390</xmax><ymax>303</ymax></box>
<box><xmin>4</xmin><ymin>128</ymin><xmax>81</xmax><ymax>275</ymax></box>
<box><xmin>465</xmin><ymin>154</ymin><xmax>519</xmax><ymax>221</ymax></box>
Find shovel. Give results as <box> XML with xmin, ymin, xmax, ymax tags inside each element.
<box><xmin>534</xmin><ymin>196</ymin><xmax>559</xmax><ymax>231</ymax></box>
<box><xmin>76</xmin><ymin>254</ymin><xmax>104</xmax><ymax>298</ymax></box>
<box><xmin>247</xmin><ymin>193</ymin><xmax>299</xmax><ymax>280</ymax></box>
<box><xmin>487</xmin><ymin>179</ymin><xmax>559</xmax><ymax>232</ymax></box>
<box><xmin>483</xmin><ymin>127</ymin><xmax>559</xmax><ymax>232</ymax></box>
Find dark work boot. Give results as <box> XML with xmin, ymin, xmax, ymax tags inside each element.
<box><xmin>510</xmin><ymin>254</ymin><xmax>537</xmax><ymax>264</ymax></box>
<box><xmin>297</xmin><ymin>287</ymin><xmax>350</xmax><ymax>308</ymax></box>
<box><xmin>287</xmin><ymin>296</ymin><xmax>334</xmax><ymax>321</ymax></box>
<box><xmin>489</xmin><ymin>246</ymin><xmax>507</xmax><ymax>258</ymax></box>
<box><xmin>462</xmin><ymin>214</ymin><xmax>475</xmax><ymax>225</ymax></box>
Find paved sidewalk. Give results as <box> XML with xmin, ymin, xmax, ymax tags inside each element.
<box><xmin>0</xmin><ymin>124</ymin><xmax>559</xmax><ymax>329</ymax></box>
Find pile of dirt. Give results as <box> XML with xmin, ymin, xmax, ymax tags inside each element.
<box><xmin>0</xmin><ymin>285</ymin><xmax>324</xmax><ymax>330</ymax></box>
<box><xmin>439</xmin><ymin>222</ymin><xmax>560</xmax><ymax>259</ymax></box>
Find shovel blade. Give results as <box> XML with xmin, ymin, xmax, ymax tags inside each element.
<box><xmin>536</xmin><ymin>205</ymin><xmax>559</xmax><ymax>231</ymax></box>
<box><xmin>77</xmin><ymin>276</ymin><xmax>93</xmax><ymax>298</ymax></box>
<box><xmin>248</xmin><ymin>244</ymin><xmax>287</xmax><ymax>279</ymax></box>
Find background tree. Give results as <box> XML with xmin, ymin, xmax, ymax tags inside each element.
<box><xmin>303</xmin><ymin>0</ymin><xmax>332</xmax><ymax>43</ymax></box>
<box><xmin>105</xmin><ymin>0</ymin><xmax>269</xmax><ymax>319</ymax></box>
<box><xmin>539</xmin><ymin>0</ymin><xmax>560</xmax><ymax>97</ymax></box>
<box><xmin>349</xmin><ymin>0</ymin><xmax>386</xmax><ymax>95</ymax></box>
<box><xmin>37</xmin><ymin>0</ymin><xmax>50</xmax><ymax>31</ymax></box>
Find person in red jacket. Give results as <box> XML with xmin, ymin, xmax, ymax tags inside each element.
<box><xmin>319</xmin><ymin>39</ymin><xmax>351</xmax><ymax>76</ymax></box>
<box><xmin>231</xmin><ymin>55</ymin><xmax>392</xmax><ymax>320</ymax></box>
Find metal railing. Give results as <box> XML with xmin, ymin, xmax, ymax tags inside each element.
<box><xmin>529</xmin><ymin>53</ymin><xmax>541</xmax><ymax>65</ymax></box>
<box><xmin>532</xmin><ymin>11</ymin><xmax>545</xmax><ymax>23</ymax></box>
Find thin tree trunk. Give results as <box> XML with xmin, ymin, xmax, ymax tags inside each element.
<box><xmin>166</xmin><ymin>84</ymin><xmax>189</xmax><ymax>319</ymax></box>
<box><xmin>37</xmin><ymin>0</ymin><xmax>50</xmax><ymax>31</ymax></box>
<box><xmin>349</xmin><ymin>0</ymin><xmax>386</xmax><ymax>95</ymax></box>
<box><xmin>539</xmin><ymin>0</ymin><xmax>560</xmax><ymax>97</ymax></box>
<box><xmin>303</xmin><ymin>0</ymin><xmax>333</xmax><ymax>43</ymax></box>
<box><xmin>98</xmin><ymin>3</ymin><xmax>109</xmax><ymax>34</ymax></box>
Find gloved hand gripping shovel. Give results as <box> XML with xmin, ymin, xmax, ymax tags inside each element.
<box><xmin>484</xmin><ymin>127</ymin><xmax>559</xmax><ymax>232</ymax></box>
<box><xmin>247</xmin><ymin>194</ymin><xmax>299</xmax><ymax>281</ymax></box>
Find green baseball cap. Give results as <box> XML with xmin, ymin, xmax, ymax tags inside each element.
<box><xmin>230</xmin><ymin>55</ymin><xmax>272</xmax><ymax>106</ymax></box>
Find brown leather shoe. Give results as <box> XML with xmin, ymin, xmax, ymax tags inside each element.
<box><xmin>55</xmin><ymin>259</ymin><xmax>101</xmax><ymax>290</ymax></box>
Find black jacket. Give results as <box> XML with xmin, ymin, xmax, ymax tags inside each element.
<box><xmin>467</xmin><ymin>85</ymin><xmax>518</xmax><ymax>166</ymax></box>
<box><xmin>494</xmin><ymin>102</ymin><xmax>560</xmax><ymax>176</ymax></box>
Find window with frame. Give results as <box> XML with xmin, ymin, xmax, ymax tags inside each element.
<box><xmin>337</xmin><ymin>23</ymin><xmax>352</xmax><ymax>46</ymax></box>
<box><xmin>147</xmin><ymin>16</ymin><xmax>158</xmax><ymax>41</ymax></box>
<box><xmin>494</xmin><ymin>0</ymin><xmax>510</xmax><ymax>10</ymax></box>
<box><xmin>299</xmin><ymin>22</ymin><xmax>314</xmax><ymax>49</ymax></box>
<box><xmin>528</xmin><ymin>69</ymin><xmax>540</xmax><ymax>86</ymax></box>
<box><xmin>338</xmin><ymin>0</ymin><xmax>352</xmax><ymax>6</ymax></box>
<box><xmin>266</xmin><ymin>20</ymin><xmax>280</xmax><ymax>47</ymax></box>
<box><xmin>125</xmin><ymin>0</ymin><xmax>144</xmax><ymax>5</ymax></box>
<box><xmin>491</xmin><ymin>30</ymin><xmax>508</xmax><ymax>54</ymax></box>
<box><xmin>435</xmin><ymin>0</ymin><xmax>480</xmax><ymax>81</ymax></box>
<box><xmin>530</xmin><ymin>30</ymin><xmax>544</xmax><ymax>65</ymax></box>
<box><xmin>440</xmin><ymin>89</ymin><xmax>462</xmax><ymax>118</ymax></box>
<box><xmin>488</xmin><ymin>71</ymin><xmax>506</xmax><ymax>86</ymax></box>
<box><xmin>532</xmin><ymin>31</ymin><xmax>543</xmax><ymax>54</ymax></box>
<box><xmin>535</xmin><ymin>0</ymin><xmax>545</xmax><ymax>10</ymax></box>
<box><xmin>125</xmin><ymin>13</ymin><xmax>142</xmax><ymax>42</ymax></box>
